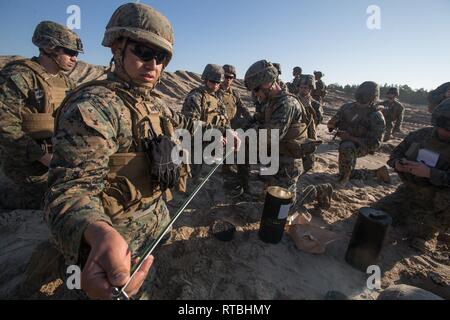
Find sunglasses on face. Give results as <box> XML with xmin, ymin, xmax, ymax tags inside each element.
<box><xmin>129</xmin><ymin>42</ymin><xmax>169</xmax><ymax>65</ymax></box>
<box><xmin>61</xmin><ymin>47</ymin><xmax>79</xmax><ymax>57</ymax></box>
<box><xmin>225</xmin><ymin>75</ymin><xmax>235</xmax><ymax>80</ymax></box>
<box><xmin>209</xmin><ymin>80</ymin><xmax>221</xmax><ymax>85</ymax></box>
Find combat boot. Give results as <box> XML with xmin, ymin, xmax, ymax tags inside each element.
<box><xmin>335</xmin><ymin>172</ymin><xmax>351</xmax><ymax>188</ymax></box>
<box><xmin>375</xmin><ymin>165</ymin><xmax>391</xmax><ymax>184</ymax></box>
<box><xmin>316</xmin><ymin>183</ymin><xmax>334</xmax><ymax>209</ymax></box>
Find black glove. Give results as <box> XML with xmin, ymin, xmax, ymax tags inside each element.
<box><xmin>144</xmin><ymin>135</ymin><xmax>181</xmax><ymax>191</ymax></box>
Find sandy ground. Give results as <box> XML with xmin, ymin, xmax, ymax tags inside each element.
<box><xmin>0</xmin><ymin>58</ymin><xmax>448</xmax><ymax>300</ymax></box>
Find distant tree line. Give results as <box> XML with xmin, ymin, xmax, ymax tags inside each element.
<box><xmin>328</xmin><ymin>83</ymin><xmax>429</xmax><ymax>105</ymax></box>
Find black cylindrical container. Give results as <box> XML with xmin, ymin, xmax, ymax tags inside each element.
<box><xmin>345</xmin><ymin>207</ymin><xmax>392</xmax><ymax>271</ymax></box>
<box><xmin>258</xmin><ymin>186</ymin><xmax>294</xmax><ymax>244</ymax></box>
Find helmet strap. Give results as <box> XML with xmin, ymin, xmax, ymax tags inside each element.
<box><xmin>39</xmin><ymin>48</ymin><xmax>65</xmax><ymax>73</ymax></box>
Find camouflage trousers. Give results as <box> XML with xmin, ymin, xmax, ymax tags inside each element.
<box><xmin>384</xmin><ymin>121</ymin><xmax>401</xmax><ymax>142</ymax></box>
<box><xmin>338</xmin><ymin>141</ymin><xmax>371</xmax><ymax>180</ymax></box>
<box><xmin>20</xmin><ymin>198</ymin><xmax>171</xmax><ymax>299</ymax></box>
<box><xmin>372</xmin><ymin>185</ymin><xmax>450</xmax><ymax>240</ymax></box>
<box><xmin>302</xmin><ymin>154</ymin><xmax>315</xmax><ymax>174</ymax></box>
<box><xmin>0</xmin><ymin>175</ymin><xmax>46</xmax><ymax>210</ymax></box>
<box><xmin>312</xmin><ymin>95</ymin><xmax>323</xmax><ymax>105</ymax></box>
<box><xmin>114</xmin><ymin>198</ymin><xmax>171</xmax><ymax>261</ymax></box>
<box><xmin>297</xmin><ymin>183</ymin><xmax>334</xmax><ymax>210</ymax></box>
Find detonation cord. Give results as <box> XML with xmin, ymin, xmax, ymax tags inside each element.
<box><xmin>112</xmin><ymin>148</ymin><xmax>235</xmax><ymax>300</ymax></box>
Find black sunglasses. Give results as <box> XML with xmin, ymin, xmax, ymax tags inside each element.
<box><xmin>225</xmin><ymin>75</ymin><xmax>235</xmax><ymax>80</ymax></box>
<box><xmin>61</xmin><ymin>47</ymin><xmax>79</xmax><ymax>57</ymax></box>
<box><xmin>209</xmin><ymin>80</ymin><xmax>221</xmax><ymax>85</ymax></box>
<box><xmin>129</xmin><ymin>42</ymin><xmax>169</xmax><ymax>65</ymax></box>
<box><xmin>436</xmin><ymin>118</ymin><xmax>450</xmax><ymax>130</ymax></box>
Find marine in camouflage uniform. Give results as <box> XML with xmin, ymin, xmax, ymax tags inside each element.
<box><xmin>182</xmin><ymin>64</ymin><xmax>230</xmax><ymax>180</ymax></box>
<box><xmin>182</xmin><ymin>64</ymin><xmax>229</xmax><ymax>128</ymax></box>
<box><xmin>297</xmin><ymin>74</ymin><xmax>324</xmax><ymax>173</ymax></box>
<box><xmin>328</xmin><ymin>81</ymin><xmax>386</xmax><ymax>185</ymax></box>
<box><xmin>273</xmin><ymin>63</ymin><xmax>288</xmax><ymax>93</ymax></box>
<box><xmin>381</xmin><ymin>87</ymin><xmax>405</xmax><ymax>142</ymax></box>
<box><xmin>312</xmin><ymin>71</ymin><xmax>327</xmax><ymax>104</ymax></box>
<box><xmin>0</xmin><ymin>21</ymin><xmax>83</xmax><ymax>210</ymax></box>
<box><xmin>217</xmin><ymin>65</ymin><xmax>252</xmax><ymax>196</ymax></box>
<box><xmin>243</xmin><ymin>60</ymin><xmax>332</xmax><ymax>207</ymax></box>
<box><xmin>428</xmin><ymin>82</ymin><xmax>450</xmax><ymax>113</ymax></box>
<box><xmin>372</xmin><ymin>98</ymin><xmax>450</xmax><ymax>252</ymax></box>
<box><xmin>287</xmin><ymin>66</ymin><xmax>302</xmax><ymax>95</ymax></box>
<box><xmin>217</xmin><ymin>64</ymin><xmax>252</xmax><ymax>129</ymax></box>
<box><xmin>42</xmin><ymin>3</ymin><xmax>226</xmax><ymax>300</ymax></box>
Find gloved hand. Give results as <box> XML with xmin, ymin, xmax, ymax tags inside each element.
<box><xmin>144</xmin><ymin>135</ymin><xmax>181</xmax><ymax>191</ymax></box>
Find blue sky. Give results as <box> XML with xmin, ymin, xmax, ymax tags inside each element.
<box><xmin>0</xmin><ymin>0</ymin><xmax>448</xmax><ymax>90</ymax></box>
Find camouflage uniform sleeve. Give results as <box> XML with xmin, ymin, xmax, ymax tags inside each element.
<box><xmin>0</xmin><ymin>68</ymin><xmax>46</xmax><ymax>162</ymax></box>
<box><xmin>161</xmin><ymin>104</ymin><xmax>224</xmax><ymax>136</ymax></box>
<box><xmin>181</xmin><ymin>90</ymin><xmax>203</xmax><ymax>120</ymax></box>
<box><xmin>45</xmin><ymin>90</ymin><xmax>120</xmax><ymax>264</ymax></box>
<box><xmin>234</xmin><ymin>90</ymin><xmax>252</xmax><ymax>121</ymax></box>
<box><xmin>312</xmin><ymin>100</ymin><xmax>324</xmax><ymax>124</ymax></box>
<box><xmin>67</xmin><ymin>75</ymin><xmax>77</xmax><ymax>91</ymax></box>
<box><xmin>216</xmin><ymin>97</ymin><xmax>231</xmax><ymax>128</ymax></box>
<box><xmin>331</xmin><ymin>104</ymin><xmax>347</xmax><ymax>128</ymax></box>
<box><xmin>358</xmin><ymin>111</ymin><xmax>385</xmax><ymax>151</ymax></box>
<box><xmin>429</xmin><ymin>167</ymin><xmax>450</xmax><ymax>187</ymax></box>
<box><xmin>394</xmin><ymin>101</ymin><xmax>405</xmax><ymax>130</ymax></box>
<box><xmin>264</xmin><ymin>96</ymin><xmax>298</xmax><ymax>141</ymax></box>
<box><xmin>387</xmin><ymin>130</ymin><xmax>417</xmax><ymax>168</ymax></box>
<box><xmin>387</xmin><ymin>128</ymin><xmax>450</xmax><ymax>187</ymax></box>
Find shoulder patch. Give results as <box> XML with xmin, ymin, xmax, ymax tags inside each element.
<box><xmin>8</xmin><ymin>71</ymin><xmax>36</xmax><ymax>97</ymax></box>
<box><xmin>77</xmin><ymin>101</ymin><xmax>117</xmax><ymax>140</ymax></box>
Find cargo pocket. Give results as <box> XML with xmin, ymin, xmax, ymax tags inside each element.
<box><xmin>101</xmin><ymin>176</ymin><xmax>144</xmax><ymax>225</ymax></box>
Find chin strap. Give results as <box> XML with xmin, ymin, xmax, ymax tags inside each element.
<box><xmin>41</xmin><ymin>48</ymin><xmax>67</xmax><ymax>72</ymax></box>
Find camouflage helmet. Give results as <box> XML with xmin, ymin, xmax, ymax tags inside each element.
<box><xmin>299</xmin><ymin>74</ymin><xmax>316</xmax><ymax>90</ymax></box>
<box><xmin>202</xmin><ymin>64</ymin><xmax>224</xmax><ymax>83</ymax></box>
<box><xmin>32</xmin><ymin>21</ymin><xmax>83</xmax><ymax>53</ymax></box>
<box><xmin>314</xmin><ymin>71</ymin><xmax>324</xmax><ymax>78</ymax></box>
<box><xmin>387</xmin><ymin>87</ymin><xmax>399</xmax><ymax>96</ymax></box>
<box><xmin>273</xmin><ymin>63</ymin><xmax>282</xmax><ymax>75</ymax></box>
<box><xmin>355</xmin><ymin>81</ymin><xmax>380</xmax><ymax>104</ymax></box>
<box><xmin>223</xmin><ymin>64</ymin><xmax>236</xmax><ymax>78</ymax></box>
<box><xmin>102</xmin><ymin>3</ymin><xmax>174</xmax><ymax>64</ymax></box>
<box><xmin>293</xmin><ymin>66</ymin><xmax>302</xmax><ymax>76</ymax></box>
<box><xmin>244</xmin><ymin>60</ymin><xmax>279</xmax><ymax>91</ymax></box>
<box><xmin>428</xmin><ymin>82</ymin><xmax>450</xmax><ymax>111</ymax></box>
<box><xmin>431</xmin><ymin>98</ymin><xmax>450</xmax><ymax>130</ymax></box>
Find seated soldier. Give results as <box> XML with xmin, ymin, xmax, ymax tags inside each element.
<box><xmin>327</xmin><ymin>81</ymin><xmax>388</xmax><ymax>186</ymax></box>
<box><xmin>372</xmin><ymin>98</ymin><xmax>450</xmax><ymax>253</ymax></box>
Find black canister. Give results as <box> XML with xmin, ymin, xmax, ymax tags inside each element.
<box><xmin>258</xmin><ymin>186</ymin><xmax>294</xmax><ymax>244</ymax></box>
<box><xmin>345</xmin><ymin>207</ymin><xmax>392</xmax><ymax>272</ymax></box>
